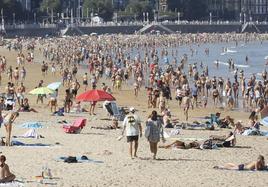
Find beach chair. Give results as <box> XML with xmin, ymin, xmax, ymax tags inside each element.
<box><xmin>111</xmin><ymin>102</ymin><xmax>126</xmax><ymax>121</ymax></box>
<box><xmin>63</xmin><ymin>118</ymin><xmax>87</xmax><ymax>133</ymax></box>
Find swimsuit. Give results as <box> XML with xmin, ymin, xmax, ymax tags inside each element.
<box><xmin>238</xmin><ymin>164</ymin><xmax>244</xmax><ymax>170</ymax></box>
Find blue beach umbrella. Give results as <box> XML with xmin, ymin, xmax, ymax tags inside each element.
<box><xmin>47</xmin><ymin>82</ymin><xmax>62</xmax><ymax>90</ymax></box>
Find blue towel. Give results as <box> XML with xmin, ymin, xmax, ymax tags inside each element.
<box><xmin>11</xmin><ymin>140</ymin><xmax>50</xmax><ymax>147</ymax></box>
<box><xmin>19</xmin><ymin>122</ymin><xmax>43</xmax><ymax>129</ymax></box>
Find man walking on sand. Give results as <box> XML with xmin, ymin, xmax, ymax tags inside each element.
<box><xmin>121</xmin><ymin>107</ymin><xmax>142</xmax><ymax>159</ymax></box>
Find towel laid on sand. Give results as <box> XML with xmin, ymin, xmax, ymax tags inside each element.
<box><xmin>171</xmin><ymin>137</ymin><xmax>205</xmax><ymax>141</ymax></box>
<box><xmin>11</xmin><ymin>140</ymin><xmax>51</xmax><ymax>147</ymax></box>
<box><xmin>19</xmin><ymin>122</ymin><xmax>43</xmax><ymax>129</ymax></box>
<box><xmin>214</xmin><ymin>165</ymin><xmax>268</xmax><ymax>172</ymax></box>
<box><xmin>0</xmin><ymin>181</ymin><xmax>24</xmax><ymax>187</ymax></box>
<box><xmin>242</xmin><ymin>129</ymin><xmax>268</xmax><ymax>136</ymax></box>
<box><xmin>55</xmin><ymin>156</ymin><xmax>103</xmax><ymax>163</ymax></box>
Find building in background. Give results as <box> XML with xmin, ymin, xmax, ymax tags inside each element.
<box><xmin>207</xmin><ymin>0</ymin><xmax>268</xmax><ymax>21</ymax></box>
<box><xmin>241</xmin><ymin>0</ymin><xmax>268</xmax><ymax>20</ymax></box>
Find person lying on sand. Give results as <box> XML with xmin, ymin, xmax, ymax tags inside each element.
<box><xmin>219</xmin><ymin>116</ymin><xmax>234</xmax><ymax>128</ymax></box>
<box><xmin>0</xmin><ymin>155</ymin><xmax>16</xmax><ymax>183</ymax></box>
<box><xmin>160</xmin><ymin>132</ymin><xmax>236</xmax><ymax>149</ymax></box>
<box><xmin>210</xmin><ymin>132</ymin><xmax>236</xmax><ymax>147</ymax></box>
<box><xmin>233</xmin><ymin>121</ymin><xmax>245</xmax><ymax>134</ymax></box>
<box><xmin>214</xmin><ymin>155</ymin><xmax>266</xmax><ymax>171</ymax></box>
<box><xmin>159</xmin><ymin>140</ymin><xmax>200</xmax><ymax>149</ymax></box>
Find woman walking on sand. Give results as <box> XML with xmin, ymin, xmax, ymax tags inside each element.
<box><xmin>145</xmin><ymin>111</ymin><xmax>165</xmax><ymax>159</ymax></box>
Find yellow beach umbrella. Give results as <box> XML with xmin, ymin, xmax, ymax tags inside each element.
<box><xmin>29</xmin><ymin>87</ymin><xmax>54</xmax><ymax>95</ymax></box>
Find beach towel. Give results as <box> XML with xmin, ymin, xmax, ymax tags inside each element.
<box><xmin>55</xmin><ymin>156</ymin><xmax>103</xmax><ymax>163</ymax></box>
<box><xmin>214</xmin><ymin>165</ymin><xmax>268</xmax><ymax>172</ymax></box>
<box><xmin>163</xmin><ymin>131</ymin><xmax>170</xmax><ymax>139</ymax></box>
<box><xmin>171</xmin><ymin>137</ymin><xmax>205</xmax><ymax>142</ymax></box>
<box><xmin>11</xmin><ymin>140</ymin><xmax>51</xmax><ymax>147</ymax></box>
<box><xmin>242</xmin><ymin>128</ymin><xmax>268</xmax><ymax>136</ymax></box>
<box><xmin>0</xmin><ymin>181</ymin><xmax>24</xmax><ymax>187</ymax></box>
<box><xmin>19</xmin><ymin>122</ymin><xmax>43</xmax><ymax>129</ymax></box>
<box><xmin>22</xmin><ymin>129</ymin><xmax>39</xmax><ymax>138</ymax></box>
<box><xmin>170</xmin><ymin>129</ymin><xmax>180</xmax><ymax>136</ymax></box>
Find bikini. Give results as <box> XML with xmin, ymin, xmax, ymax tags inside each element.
<box><xmin>238</xmin><ymin>164</ymin><xmax>244</xmax><ymax>170</ymax></box>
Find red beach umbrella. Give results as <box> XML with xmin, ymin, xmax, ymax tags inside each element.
<box><xmin>76</xmin><ymin>89</ymin><xmax>115</xmax><ymax>102</ymax></box>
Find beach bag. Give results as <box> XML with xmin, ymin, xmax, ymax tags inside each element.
<box><xmin>201</xmin><ymin>139</ymin><xmax>214</xmax><ymax>149</ymax></box>
<box><xmin>64</xmin><ymin>156</ymin><xmax>77</xmax><ymax>163</ymax></box>
<box><xmin>145</xmin><ymin>125</ymin><xmax>151</xmax><ymax>139</ymax></box>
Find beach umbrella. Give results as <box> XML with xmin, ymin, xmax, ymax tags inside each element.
<box><xmin>76</xmin><ymin>89</ymin><xmax>115</xmax><ymax>102</ymax></box>
<box><xmin>47</xmin><ymin>82</ymin><xmax>62</xmax><ymax>90</ymax></box>
<box><xmin>29</xmin><ymin>87</ymin><xmax>54</xmax><ymax>95</ymax></box>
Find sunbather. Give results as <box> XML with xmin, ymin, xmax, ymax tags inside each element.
<box><xmin>219</xmin><ymin>116</ymin><xmax>234</xmax><ymax>128</ymax></box>
<box><xmin>71</xmin><ymin>101</ymin><xmax>89</xmax><ymax>113</ymax></box>
<box><xmin>160</xmin><ymin>132</ymin><xmax>236</xmax><ymax>150</ymax></box>
<box><xmin>20</xmin><ymin>98</ymin><xmax>38</xmax><ymax>113</ymax></box>
<box><xmin>0</xmin><ymin>155</ymin><xmax>16</xmax><ymax>183</ymax></box>
<box><xmin>234</xmin><ymin>121</ymin><xmax>246</xmax><ymax>134</ymax></box>
<box><xmin>248</xmin><ymin>113</ymin><xmax>260</xmax><ymax>130</ymax></box>
<box><xmin>210</xmin><ymin>132</ymin><xmax>236</xmax><ymax>147</ymax></box>
<box><xmin>159</xmin><ymin>140</ymin><xmax>200</xmax><ymax>149</ymax></box>
<box><xmin>214</xmin><ymin>155</ymin><xmax>266</xmax><ymax>170</ymax></box>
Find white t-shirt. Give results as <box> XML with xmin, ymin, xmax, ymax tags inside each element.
<box><xmin>123</xmin><ymin>114</ymin><xmax>141</xmax><ymax>136</ymax></box>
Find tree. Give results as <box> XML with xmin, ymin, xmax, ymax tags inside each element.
<box><xmin>125</xmin><ymin>0</ymin><xmax>153</xmax><ymax>20</ymax></box>
<box><xmin>40</xmin><ymin>0</ymin><xmax>61</xmax><ymax>12</ymax></box>
<box><xmin>1</xmin><ymin>0</ymin><xmax>24</xmax><ymax>22</ymax></box>
<box><xmin>182</xmin><ymin>0</ymin><xmax>208</xmax><ymax>21</ymax></box>
<box><xmin>167</xmin><ymin>0</ymin><xmax>184</xmax><ymax>12</ymax></box>
<box><xmin>83</xmin><ymin>0</ymin><xmax>113</xmax><ymax>21</ymax></box>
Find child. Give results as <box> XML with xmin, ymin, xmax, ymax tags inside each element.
<box><xmin>202</xmin><ymin>96</ymin><xmax>208</xmax><ymax>108</ymax></box>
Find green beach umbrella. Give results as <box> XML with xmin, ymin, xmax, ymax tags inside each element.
<box><xmin>29</xmin><ymin>87</ymin><xmax>54</xmax><ymax>95</ymax></box>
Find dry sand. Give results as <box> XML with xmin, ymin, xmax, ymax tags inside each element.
<box><xmin>0</xmin><ymin>42</ymin><xmax>268</xmax><ymax>187</ymax></box>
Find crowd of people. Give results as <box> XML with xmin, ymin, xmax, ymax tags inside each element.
<box><xmin>0</xmin><ymin>32</ymin><xmax>267</xmax><ymax>183</ymax></box>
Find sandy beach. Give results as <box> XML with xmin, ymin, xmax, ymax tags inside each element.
<box><xmin>0</xmin><ymin>37</ymin><xmax>268</xmax><ymax>187</ymax></box>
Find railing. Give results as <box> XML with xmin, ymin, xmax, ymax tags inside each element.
<box><xmin>1</xmin><ymin>20</ymin><xmax>268</xmax><ymax>30</ymax></box>
<box><xmin>4</xmin><ymin>24</ymin><xmax>58</xmax><ymax>29</ymax></box>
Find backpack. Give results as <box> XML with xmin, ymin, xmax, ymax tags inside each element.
<box><xmin>64</xmin><ymin>156</ymin><xmax>77</xmax><ymax>163</ymax></box>
<box><xmin>201</xmin><ymin>139</ymin><xmax>214</xmax><ymax>149</ymax></box>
